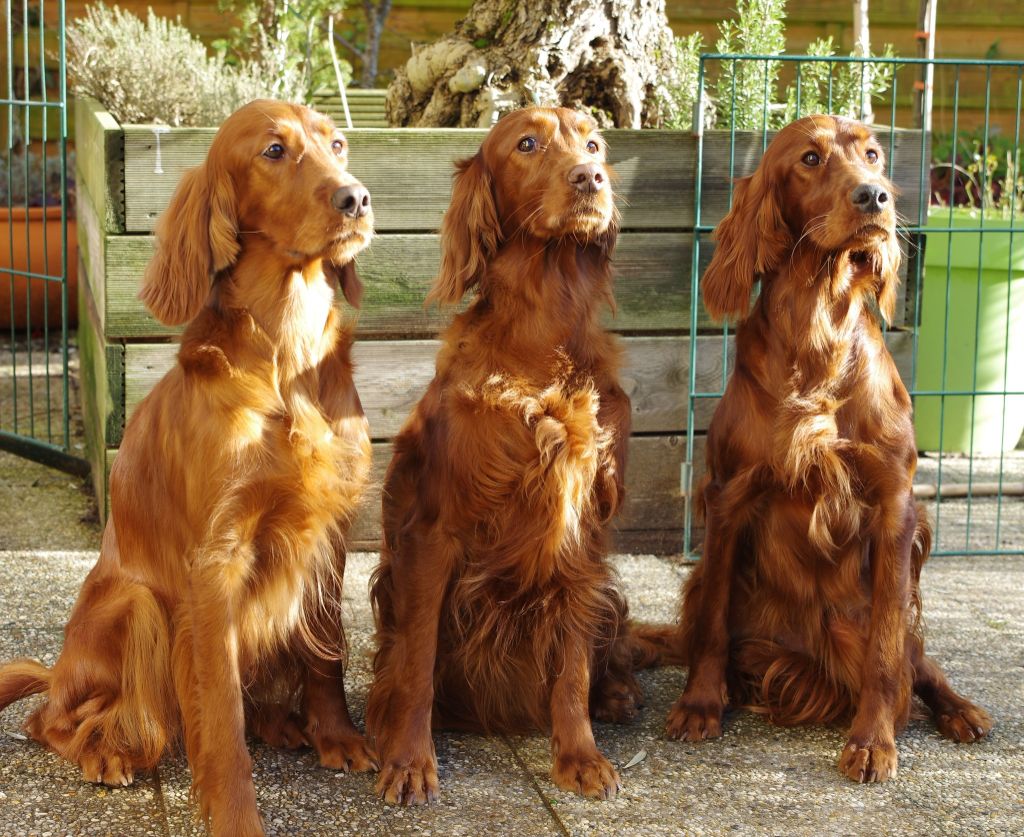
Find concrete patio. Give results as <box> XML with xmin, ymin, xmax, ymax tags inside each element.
<box><xmin>0</xmin><ymin>445</ymin><xmax>1021</xmax><ymax>836</ymax></box>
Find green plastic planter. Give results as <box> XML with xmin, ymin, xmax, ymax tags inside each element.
<box><xmin>914</xmin><ymin>208</ymin><xmax>1024</xmax><ymax>454</ymax></box>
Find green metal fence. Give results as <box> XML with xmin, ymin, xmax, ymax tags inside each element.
<box><xmin>684</xmin><ymin>54</ymin><xmax>1024</xmax><ymax>558</ymax></box>
<box><xmin>0</xmin><ymin>0</ymin><xmax>83</xmax><ymax>474</ymax></box>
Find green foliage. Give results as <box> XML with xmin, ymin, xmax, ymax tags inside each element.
<box><xmin>214</xmin><ymin>0</ymin><xmax>352</xmax><ymax>102</ymax></box>
<box><xmin>784</xmin><ymin>39</ymin><xmax>896</xmax><ymax>123</ymax></box>
<box><xmin>664</xmin><ymin>1</ymin><xmax>897</xmax><ymax>130</ymax></box>
<box><xmin>662</xmin><ymin>32</ymin><xmax>704</xmax><ymax>130</ymax></box>
<box><xmin>711</xmin><ymin>0</ymin><xmax>786</xmax><ymax>131</ymax></box>
<box><xmin>66</xmin><ymin>4</ymin><xmax>304</xmax><ymax>127</ymax></box>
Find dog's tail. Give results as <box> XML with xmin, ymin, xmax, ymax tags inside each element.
<box><xmin>0</xmin><ymin>659</ymin><xmax>51</xmax><ymax>711</ymax></box>
<box><xmin>731</xmin><ymin>639</ymin><xmax>855</xmax><ymax>728</ymax></box>
<box><xmin>627</xmin><ymin>623</ymin><xmax>687</xmax><ymax>669</ymax></box>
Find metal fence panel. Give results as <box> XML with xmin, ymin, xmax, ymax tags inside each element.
<box><xmin>0</xmin><ymin>0</ymin><xmax>83</xmax><ymax>474</ymax></box>
<box><xmin>686</xmin><ymin>54</ymin><xmax>1023</xmax><ymax>558</ymax></box>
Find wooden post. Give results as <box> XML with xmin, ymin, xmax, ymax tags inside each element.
<box><xmin>852</xmin><ymin>0</ymin><xmax>874</xmax><ymax>123</ymax></box>
<box><xmin>915</xmin><ymin>0</ymin><xmax>937</xmax><ymax>131</ymax></box>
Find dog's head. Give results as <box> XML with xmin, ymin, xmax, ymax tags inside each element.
<box><xmin>140</xmin><ymin>100</ymin><xmax>372</xmax><ymax>325</ymax></box>
<box><xmin>703</xmin><ymin>114</ymin><xmax>901</xmax><ymax>323</ymax></box>
<box><xmin>429</xmin><ymin>106</ymin><xmax>618</xmax><ymax>305</ymax></box>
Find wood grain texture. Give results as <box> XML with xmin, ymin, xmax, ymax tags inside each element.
<box><xmin>75</xmin><ymin>177</ymin><xmax>107</xmax><ymax>330</ymax></box>
<box><xmin>117</xmin><ymin>331</ymin><xmax>914</xmax><ymax>444</ymax></box>
<box><xmin>74</xmin><ymin>97</ymin><xmax>123</xmax><ymax>235</ymax></box>
<box><xmin>121</xmin><ymin>336</ymin><xmax>704</xmax><ymax>442</ymax></box>
<box><xmin>121</xmin><ymin>124</ymin><xmax>924</xmax><ymax>234</ymax></box>
<box><xmin>121</xmin><ymin>127</ymin><xmax>695</xmax><ymax>233</ymax></box>
<box><xmin>77</xmin><ymin>270</ymin><xmax>121</xmax><ymax>519</ymax></box>
<box><xmin>100</xmin><ymin>232</ymin><xmax>705</xmax><ymax>338</ymax></box>
<box><xmin>99</xmin><ymin>435</ymin><xmax>690</xmax><ymax>552</ymax></box>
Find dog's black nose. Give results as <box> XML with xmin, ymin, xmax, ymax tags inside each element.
<box><xmin>568</xmin><ymin>163</ymin><xmax>606</xmax><ymax>194</ymax></box>
<box><xmin>850</xmin><ymin>182</ymin><xmax>889</xmax><ymax>214</ymax></box>
<box><xmin>332</xmin><ymin>184</ymin><xmax>371</xmax><ymax>219</ymax></box>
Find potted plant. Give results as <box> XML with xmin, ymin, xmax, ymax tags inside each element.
<box><xmin>915</xmin><ymin>142</ymin><xmax>1024</xmax><ymax>454</ymax></box>
<box><xmin>0</xmin><ymin>140</ymin><xmax>77</xmax><ymax>331</ymax></box>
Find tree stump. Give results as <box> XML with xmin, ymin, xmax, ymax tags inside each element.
<box><xmin>385</xmin><ymin>0</ymin><xmax>678</xmax><ymax>128</ymax></box>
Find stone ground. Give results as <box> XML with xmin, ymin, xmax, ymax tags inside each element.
<box><xmin>1</xmin><ymin>449</ymin><xmax>1022</xmax><ymax>837</ymax></box>
<box><xmin>0</xmin><ymin>341</ymin><xmax>1022</xmax><ymax>836</ymax></box>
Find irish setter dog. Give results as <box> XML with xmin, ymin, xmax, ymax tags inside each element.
<box><xmin>366</xmin><ymin>107</ymin><xmax>641</xmax><ymax>804</ymax></box>
<box><xmin>654</xmin><ymin>114</ymin><xmax>992</xmax><ymax>781</ymax></box>
<box><xmin>0</xmin><ymin>101</ymin><xmax>374</xmax><ymax>835</ymax></box>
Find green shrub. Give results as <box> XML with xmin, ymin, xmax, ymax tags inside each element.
<box><xmin>66</xmin><ymin>4</ymin><xmax>304</xmax><ymax>127</ymax></box>
<box><xmin>666</xmin><ymin>0</ymin><xmax>897</xmax><ymax>130</ymax></box>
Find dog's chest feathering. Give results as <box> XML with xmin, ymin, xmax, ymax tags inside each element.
<box><xmin>451</xmin><ymin>358</ymin><xmax>611</xmax><ymax>564</ymax></box>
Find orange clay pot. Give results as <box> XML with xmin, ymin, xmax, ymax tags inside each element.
<box><xmin>0</xmin><ymin>206</ymin><xmax>78</xmax><ymax>331</ymax></box>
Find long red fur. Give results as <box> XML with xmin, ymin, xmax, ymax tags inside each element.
<box><xmin>655</xmin><ymin>114</ymin><xmax>992</xmax><ymax>782</ymax></box>
<box><xmin>0</xmin><ymin>100</ymin><xmax>376</xmax><ymax>835</ymax></box>
<box><xmin>365</xmin><ymin>107</ymin><xmax>643</xmax><ymax>805</ymax></box>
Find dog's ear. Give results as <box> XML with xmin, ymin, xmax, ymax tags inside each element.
<box><xmin>139</xmin><ymin>158</ymin><xmax>239</xmax><ymax>325</ymax></box>
<box><xmin>427</xmin><ymin>151</ymin><xmax>500</xmax><ymax>306</ymax></box>
<box><xmin>702</xmin><ymin>168</ymin><xmax>790</xmax><ymax>322</ymax></box>
<box><xmin>328</xmin><ymin>260</ymin><xmax>364</xmax><ymax>309</ymax></box>
<box><xmin>874</xmin><ymin>226</ymin><xmax>903</xmax><ymax>326</ymax></box>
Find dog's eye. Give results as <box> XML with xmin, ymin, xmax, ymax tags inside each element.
<box><xmin>517</xmin><ymin>137</ymin><xmax>537</xmax><ymax>153</ymax></box>
<box><xmin>586</xmin><ymin>139</ymin><xmax>600</xmax><ymax>154</ymax></box>
<box><xmin>866</xmin><ymin>149</ymin><xmax>879</xmax><ymax>164</ymax></box>
<box><xmin>331</xmin><ymin>138</ymin><xmax>346</xmax><ymax>156</ymax></box>
<box><xmin>802</xmin><ymin>151</ymin><xmax>821</xmax><ymax>166</ymax></box>
<box><xmin>263</xmin><ymin>143</ymin><xmax>285</xmax><ymax>160</ymax></box>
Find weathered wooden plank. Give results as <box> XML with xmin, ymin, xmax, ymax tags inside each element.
<box><xmin>90</xmin><ymin>125</ymin><xmax>909</xmax><ymax>238</ymax></box>
<box><xmin>121</xmin><ymin>126</ymin><xmax>695</xmax><ymax>233</ymax></box>
<box><xmin>121</xmin><ymin>336</ymin><xmax>715</xmax><ymax>442</ymax></box>
<box><xmin>119</xmin><ymin>330</ymin><xmax>916</xmax><ymax>447</ymax></box>
<box><xmin>102</xmin><ymin>232</ymin><xmax>707</xmax><ymax>339</ymax></box>
<box><xmin>77</xmin><ymin>268</ymin><xmax>122</xmax><ymax>522</ymax></box>
<box><xmin>313</xmin><ymin>89</ymin><xmax>389</xmax><ymax>129</ymax></box>
<box><xmin>73</xmin><ymin>96</ymin><xmax>123</xmax><ymax>235</ymax></box>
<box><xmin>101</xmin><ymin>434</ymin><xmax>689</xmax><ymax>554</ymax></box>
<box><xmin>74</xmin><ymin>176</ymin><xmax>107</xmax><ymax>330</ymax></box>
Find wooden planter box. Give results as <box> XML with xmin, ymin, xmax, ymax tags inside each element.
<box><xmin>74</xmin><ymin>96</ymin><xmax>926</xmax><ymax>553</ymax></box>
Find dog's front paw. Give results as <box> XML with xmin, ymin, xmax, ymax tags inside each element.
<box><xmin>250</xmin><ymin>705</ymin><xmax>309</xmax><ymax>750</ymax></box>
<box><xmin>78</xmin><ymin>749</ymin><xmax>136</xmax><ymax>787</ymax></box>
<box><xmin>592</xmin><ymin>672</ymin><xmax>643</xmax><ymax>724</ymax></box>
<box><xmin>665</xmin><ymin>692</ymin><xmax>725</xmax><ymax>742</ymax></box>
<box><xmin>375</xmin><ymin>756</ymin><xmax>439</xmax><ymax>805</ymax></box>
<box><xmin>839</xmin><ymin>737</ymin><xmax>898</xmax><ymax>783</ymax></box>
<box><xmin>551</xmin><ymin>750</ymin><xmax>620</xmax><ymax>800</ymax></box>
<box><xmin>311</xmin><ymin>729</ymin><xmax>378</xmax><ymax>772</ymax></box>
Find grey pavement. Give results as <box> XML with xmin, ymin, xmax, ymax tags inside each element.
<box><xmin>0</xmin><ymin>448</ymin><xmax>1022</xmax><ymax>836</ymax></box>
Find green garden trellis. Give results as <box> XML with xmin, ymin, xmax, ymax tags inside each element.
<box><xmin>0</xmin><ymin>12</ymin><xmax>1021</xmax><ymax>557</ymax></box>
<box><xmin>0</xmin><ymin>0</ymin><xmax>84</xmax><ymax>475</ymax></box>
<box><xmin>684</xmin><ymin>53</ymin><xmax>1024</xmax><ymax>558</ymax></box>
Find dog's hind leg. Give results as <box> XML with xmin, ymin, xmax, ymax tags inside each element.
<box><xmin>23</xmin><ymin>567</ymin><xmax>174</xmax><ymax>786</ymax></box>
<box><xmin>590</xmin><ymin>591</ymin><xmax>645</xmax><ymax>725</ymax></box>
<box><xmin>909</xmin><ymin>638</ymin><xmax>992</xmax><ymax>743</ymax></box>
<box><xmin>302</xmin><ymin>658</ymin><xmax>378</xmax><ymax>772</ymax></box>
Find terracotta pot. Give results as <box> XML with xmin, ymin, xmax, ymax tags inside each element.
<box><xmin>0</xmin><ymin>206</ymin><xmax>78</xmax><ymax>331</ymax></box>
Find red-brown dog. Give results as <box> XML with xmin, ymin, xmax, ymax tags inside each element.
<box><xmin>653</xmin><ymin>114</ymin><xmax>992</xmax><ymax>782</ymax></box>
<box><xmin>0</xmin><ymin>100</ymin><xmax>375</xmax><ymax>835</ymax></box>
<box><xmin>366</xmin><ymin>107</ymin><xmax>643</xmax><ymax>804</ymax></box>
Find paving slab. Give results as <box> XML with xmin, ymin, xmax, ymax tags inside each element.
<box><xmin>0</xmin><ymin>450</ymin><xmax>1021</xmax><ymax>836</ymax></box>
